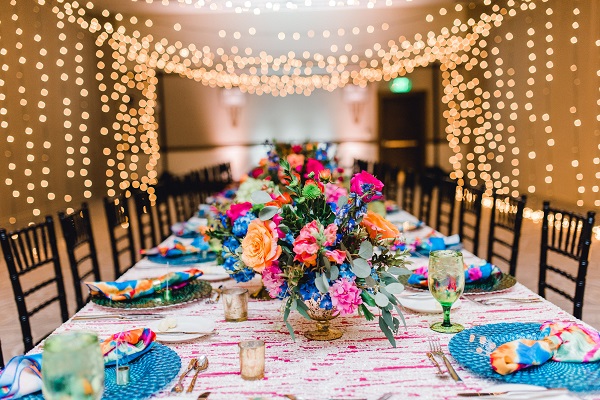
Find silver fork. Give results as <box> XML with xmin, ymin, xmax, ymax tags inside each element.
<box><xmin>376</xmin><ymin>393</ymin><xmax>393</xmax><ymax>400</ymax></box>
<box><xmin>468</xmin><ymin>297</ymin><xmax>542</xmax><ymax>306</ymax></box>
<box><xmin>428</xmin><ymin>338</ymin><xmax>462</xmax><ymax>382</ymax></box>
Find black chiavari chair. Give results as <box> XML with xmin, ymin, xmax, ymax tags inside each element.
<box><xmin>104</xmin><ymin>194</ymin><xmax>136</xmax><ymax>279</ymax></box>
<box><xmin>539</xmin><ymin>202</ymin><xmax>595</xmax><ymax>320</ymax></box>
<box><xmin>401</xmin><ymin>170</ymin><xmax>416</xmax><ymax>215</ymax></box>
<box><xmin>133</xmin><ymin>189</ymin><xmax>160</xmax><ymax>250</ymax></box>
<box><xmin>457</xmin><ymin>184</ymin><xmax>484</xmax><ymax>256</ymax></box>
<box><xmin>417</xmin><ymin>173</ymin><xmax>436</xmax><ymax>225</ymax></box>
<box><xmin>487</xmin><ymin>194</ymin><xmax>527</xmax><ymax>276</ymax></box>
<box><xmin>435</xmin><ymin>178</ymin><xmax>458</xmax><ymax>236</ymax></box>
<box><xmin>0</xmin><ymin>217</ymin><xmax>69</xmax><ymax>352</ymax></box>
<box><xmin>154</xmin><ymin>184</ymin><xmax>174</xmax><ymax>241</ymax></box>
<box><xmin>58</xmin><ymin>203</ymin><xmax>101</xmax><ymax>310</ymax></box>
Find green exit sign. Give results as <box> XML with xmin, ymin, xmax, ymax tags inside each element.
<box><xmin>390</xmin><ymin>77</ymin><xmax>412</xmax><ymax>93</ymax></box>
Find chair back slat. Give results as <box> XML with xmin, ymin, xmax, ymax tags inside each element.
<box><xmin>418</xmin><ymin>173</ymin><xmax>436</xmax><ymax>226</ymax></box>
<box><xmin>435</xmin><ymin>178</ymin><xmax>457</xmax><ymax>236</ymax></box>
<box><xmin>104</xmin><ymin>194</ymin><xmax>136</xmax><ymax>279</ymax></box>
<box><xmin>487</xmin><ymin>194</ymin><xmax>526</xmax><ymax>276</ymax></box>
<box><xmin>59</xmin><ymin>203</ymin><xmax>101</xmax><ymax>310</ymax></box>
<box><xmin>133</xmin><ymin>189</ymin><xmax>160</xmax><ymax>250</ymax></box>
<box><xmin>458</xmin><ymin>184</ymin><xmax>484</xmax><ymax>256</ymax></box>
<box><xmin>539</xmin><ymin>201</ymin><xmax>595</xmax><ymax>319</ymax></box>
<box><xmin>0</xmin><ymin>216</ymin><xmax>69</xmax><ymax>352</ymax></box>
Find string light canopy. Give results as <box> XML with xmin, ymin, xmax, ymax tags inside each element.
<box><xmin>0</xmin><ymin>0</ymin><xmax>599</xmax><ymax>240</ymax></box>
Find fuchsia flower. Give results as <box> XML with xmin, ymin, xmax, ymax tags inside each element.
<box><xmin>350</xmin><ymin>171</ymin><xmax>384</xmax><ymax>202</ymax></box>
<box><xmin>324</xmin><ymin>183</ymin><xmax>348</xmax><ymax>205</ymax></box>
<box><xmin>291</xmin><ymin>144</ymin><xmax>303</xmax><ymax>154</ymax></box>
<box><xmin>329</xmin><ymin>278</ymin><xmax>363</xmax><ymax>316</ymax></box>
<box><xmin>226</xmin><ymin>202</ymin><xmax>253</xmax><ymax>222</ymax></box>
<box><xmin>262</xmin><ymin>261</ymin><xmax>286</xmax><ymax>298</ymax></box>
<box><xmin>250</xmin><ymin>167</ymin><xmax>263</xmax><ymax>179</ymax></box>
<box><xmin>293</xmin><ymin>221</ymin><xmax>340</xmax><ymax>266</ymax></box>
<box><xmin>305</xmin><ymin>158</ymin><xmax>325</xmax><ymax>178</ymax></box>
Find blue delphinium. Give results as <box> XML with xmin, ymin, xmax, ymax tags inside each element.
<box><xmin>223</xmin><ymin>236</ymin><xmax>240</xmax><ymax>253</ymax></box>
<box><xmin>319</xmin><ymin>293</ymin><xmax>333</xmax><ymax>310</ymax></box>
<box><xmin>339</xmin><ymin>263</ymin><xmax>356</xmax><ymax>280</ymax></box>
<box><xmin>232</xmin><ymin>212</ymin><xmax>256</xmax><ymax>237</ymax></box>
<box><xmin>277</xmin><ymin>281</ymin><xmax>289</xmax><ymax>300</ymax></box>
<box><xmin>283</xmin><ymin>232</ymin><xmax>295</xmax><ymax>245</ymax></box>
<box><xmin>219</xmin><ymin>213</ymin><xmax>229</xmax><ymax>229</ymax></box>
<box><xmin>222</xmin><ymin>254</ymin><xmax>238</xmax><ymax>272</ymax></box>
<box><xmin>231</xmin><ymin>268</ymin><xmax>255</xmax><ymax>283</ymax></box>
<box><xmin>299</xmin><ymin>272</ymin><xmax>320</xmax><ymax>302</ymax></box>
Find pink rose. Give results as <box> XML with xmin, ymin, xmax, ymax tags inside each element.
<box><xmin>350</xmin><ymin>171</ymin><xmax>384</xmax><ymax>202</ymax></box>
<box><xmin>305</xmin><ymin>158</ymin><xmax>325</xmax><ymax>178</ymax></box>
<box><xmin>291</xmin><ymin>144</ymin><xmax>303</xmax><ymax>154</ymax></box>
<box><xmin>226</xmin><ymin>202</ymin><xmax>253</xmax><ymax>222</ymax></box>
<box><xmin>329</xmin><ymin>278</ymin><xmax>363</xmax><ymax>316</ymax></box>
<box><xmin>325</xmin><ymin>249</ymin><xmax>346</xmax><ymax>264</ymax></box>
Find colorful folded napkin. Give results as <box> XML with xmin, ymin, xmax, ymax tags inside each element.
<box><xmin>407</xmin><ymin>262</ymin><xmax>501</xmax><ymax>288</ymax></box>
<box><xmin>141</xmin><ymin>238</ymin><xmax>210</xmax><ymax>258</ymax></box>
<box><xmin>490</xmin><ymin>321</ymin><xmax>600</xmax><ymax>375</ymax></box>
<box><xmin>85</xmin><ymin>268</ymin><xmax>203</xmax><ymax>301</ymax></box>
<box><xmin>0</xmin><ymin>354</ymin><xmax>42</xmax><ymax>399</ymax></box>
<box><xmin>395</xmin><ymin>234</ymin><xmax>461</xmax><ymax>257</ymax></box>
<box><xmin>102</xmin><ymin>328</ymin><xmax>156</xmax><ymax>366</ymax></box>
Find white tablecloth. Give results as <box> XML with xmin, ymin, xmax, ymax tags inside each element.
<box><xmin>48</xmin><ymin>211</ymin><xmax>599</xmax><ymax>399</ymax></box>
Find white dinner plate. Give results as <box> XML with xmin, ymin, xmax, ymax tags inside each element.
<box><xmin>149</xmin><ymin>316</ymin><xmax>216</xmax><ymax>343</ymax></box>
<box><xmin>477</xmin><ymin>384</ymin><xmax>577</xmax><ymax>399</ymax></box>
<box><xmin>396</xmin><ymin>293</ymin><xmax>461</xmax><ymax>313</ymax></box>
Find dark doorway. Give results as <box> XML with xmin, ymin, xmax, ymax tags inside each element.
<box><xmin>378</xmin><ymin>92</ymin><xmax>426</xmax><ymax>170</ymax></box>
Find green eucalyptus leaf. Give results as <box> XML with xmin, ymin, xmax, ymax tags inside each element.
<box><xmin>393</xmin><ymin>304</ymin><xmax>407</xmax><ymax>331</ymax></box>
<box><xmin>285</xmin><ymin>320</ymin><xmax>296</xmax><ymax>341</ymax></box>
<box><xmin>360</xmin><ymin>304</ymin><xmax>375</xmax><ymax>321</ymax></box>
<box><xmin>382</xmin><ymin>308</ymin><xmax>394</xmax><ymax>330</ymax></box>
<box><xmin>321</xmin><ymin>272</ymin><xmax>330</xmax><ymax>291</ymax></box>
<box><xmin>351</xmin><ymin>258</ymin><xmax>372</xmax><ymax>278</ymax></box>
<box><xmin>378</xmin><ymin>316</ymin><xmax>397</xmax><ymax>348</ymax></box>
<box><xmin>279</xmin><ymin>225</ymin><xmax>290</xmax><ymax>233</ymax></box>
<box><xmin>251</xmin><ymin>191</ymin><xmax>274</xmax><ymax>204</ymax></box>
<box><xmin>374</xmin><ymin>292</ymin><xmax>390</xmax><ymax>308</ymax></box>
<box><xmin>259</xmin><ymin>206</ymin><xmax>279</xmax><ymax>221</ymax></box>
<box><xmin>296</xmin><ymin>300</ymin><xmax>311</xmax><ymax>320</ymax></box>
<box><xmin>337</xmin><ymin>195</ymin><xmax>348</xmax><ymax>209</ymax></box>
<box><xmin>358</xmin><ymin>241</ymin><xmax>374</xmax><ymax>259</ymax></box>
<box><xmin>361</xmin><ymin>291</ymin><xmax>377</xmax><ymax>307</ymax></box>
<box><xmin>385</xmin><ymin>282</ymin><xmax>404</xmax><ymax>294</ymax></box>
<box><xmin>314</xmin><ymin>272</ymin><xmax>329</xmax><ymax>294</ymax></box>
<box><xmin>364</xmin><ymin>276</ymin><xmax>377</xmax><ymax>287</ymax></box>
<box><xmin>330</xmin><ymin>264</ymin><xmax>339</xmax><ymax>281</ymax></box>
<box><xmin>388</xmin><ymin>266</ymin><xmax>412</xmax><ymax>276</ymax></box>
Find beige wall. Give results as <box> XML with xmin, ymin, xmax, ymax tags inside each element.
<box><xmin>0</xmin><ymin>0</ymin><xmax>107</xmax><ymax>227</ymax></box>
<box><xmin>476</xmin><ymin>0</ymin><xmax>600</xmax><ymax>212</ymax></box>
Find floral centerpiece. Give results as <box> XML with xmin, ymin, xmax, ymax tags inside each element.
<box><xmin>209</xmin><ymin>161</ymin><xmax>410</xmax><ymax>347</ymax></box>
<box><xmin>249</xmin><ymin>140</ymin><xmax>345</xmax><ymax>187</ymax></box>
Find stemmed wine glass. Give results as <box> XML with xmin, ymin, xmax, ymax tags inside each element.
<box><xmin>428</xmin><ymin>250</ymin><xmax>465</xmax><ymax>333</ymax></box>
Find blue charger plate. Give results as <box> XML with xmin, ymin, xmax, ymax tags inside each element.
<box><xmin>448</xmin><ymin>322</ymin><xmax>600</xmax><ymax>392</ymax></box>
<box><xmin>147</xmin><ymin>252</ymin><xmax>217</xmax><ymax>265</ymax></box>
<box><xmin>23</xmin><ymin>343</ymin><xmax>181</xmax><ymax>400</ymax></box>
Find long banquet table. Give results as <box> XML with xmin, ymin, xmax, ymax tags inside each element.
<box><xmin>44</xmin><ymin>210</ymin><xmax>597</xmax><ymax>399</ymax></box>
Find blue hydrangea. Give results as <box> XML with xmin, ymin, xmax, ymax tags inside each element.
<box><xmin>339</xmin><ymin>263</ymin><xmax>355</xmax><ymax>280</ymax></box>
<box><xmin>277</xmin><ymin>281</ymin><xmax>289</xmax><ymax>300</ymax></box>
<box><xmin>284</xmin><ymin>232</ymin><xmax>295</xmax><ymax>245</ymax></box>
<box><xmin>224</xmin><ymin>189</ymin><xmax>236</xmax><ymax>199</ymax></box>
<box><xmin>231</xmin><ymin>267</ymin><xmax>255</xmax><ymax>283</ymax></box>
<box><xmin>319</xmin><ymin>293</ymin><xmax>333</xmax><ymax>310</ymax></box>
<box><xmin>223</xmin><ymin>236</ymin><xmax>240</xmax><ymax>253</ymax></box>
<box><xmin>316</xmin><ymin>149</ymin><xmax>327</xmax><ymax>161</ymax></box>
<box><xmin>299</xmin><ymin>272</ymin><xmax>320</xmax><ymax>302</ymax></box>
<box><xmin>232</xmin><ymin>212</ymin><xmax>256</xmax><ymax>237</ymax></box>
<box><xmin>219</xmin><ymin>213</ymin><xmax>229</xmax><ymax>229</ymax></box>
<box><xmin>222</xmin><ymin>254</ymin><xmax>238</xmax><ymax>272</ymax></box>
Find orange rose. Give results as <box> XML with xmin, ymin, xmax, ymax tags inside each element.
<box><xmin>361</xmin><ymin>210</ymin><xmax>400</xmax><ymax>240</ymax></box>
<box><xmin>241</xmin><ymin>219</ymin><xmax>282</xmax><ymax>273</ymax></box>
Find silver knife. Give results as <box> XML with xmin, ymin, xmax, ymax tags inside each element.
<box><xmin>457</xmin><ymin>388</ymin><xmax>568</xmax><ymax>397</ymax></box>
<box><xmin>197</xmin><ymin>392</ymin><xmax>211</xmax><ymax>399</ymax></box>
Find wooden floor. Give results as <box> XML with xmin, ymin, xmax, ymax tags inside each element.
<box><xmin>0</xmin><ymin>198</ymin><xmax>598</xmax><ymax>360</ymax></box>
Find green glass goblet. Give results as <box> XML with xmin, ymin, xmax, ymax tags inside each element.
<box><xmin>42</xmin><ymin>331</ymin><xmax>105</xmax><ymax>400</ymax></box>
<box><xmin>428</xmin><ymin>250</ymin><xmax>465</xmax><ymax>333</ymax></box>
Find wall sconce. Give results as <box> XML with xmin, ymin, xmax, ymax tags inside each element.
<box><xmin>343</xmin><ymin>85</ymin><xmax>368</xmax><ymax>124</ymax></box>
<box><xmin>221</xmin><ymin>88</ymin><xmax>246</xmax><ymax>127</ymax></box>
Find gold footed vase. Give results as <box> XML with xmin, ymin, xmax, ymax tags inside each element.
<box><xmin>304</xmin><ymin>300</ymin><xmax>343</xmax><ymax>341</ymax></box>
<box><xmin>250</xmin><ymin>284</ymin><xmax>274</xmax><ymax>301</ymax></box>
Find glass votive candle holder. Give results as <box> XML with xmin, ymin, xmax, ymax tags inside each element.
<box><xmin>238</xmin><ymin>340</ymin><xmax>265</xmax><ymax>380</ymax></box>
<box><xmin>222</xmin><ymin>288</ymin><xmax>248</xmax><ymax>322</ymax></box>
